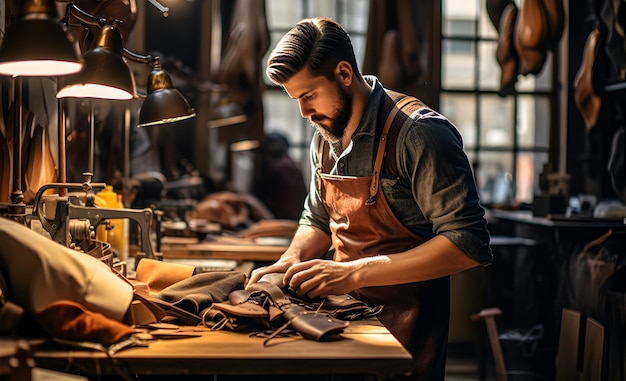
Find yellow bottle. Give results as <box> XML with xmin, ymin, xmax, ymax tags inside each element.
<box><xmin>94</xmin><ymin>186</ymin><xmax>129</xmax><ymax>262</ymax></box>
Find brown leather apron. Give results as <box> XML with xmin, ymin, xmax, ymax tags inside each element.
<box><xmin>317</xmin><ymin>95</ymin><xmax>450</xmax><ymax>380</ymax></box>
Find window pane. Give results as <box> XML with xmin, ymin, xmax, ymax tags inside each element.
<box><xmin>338</xmin><ymin>0</ymin><xmax>370</xmax><ymax>32</ymax></box>
<box><xmin>441</xmin><ymin>93</ymin><xmax>477</xmax><ymax>148</ymax></box>
<box><xmin>516</xmin><ymin>152</ymin><xmax>549</xmax><ymax>204</ymax></box>
<box><xmin>479</xmin><ymin>95</ymin><xmax>515</xmax><ymax>147</ymax></box>
<box><xmin>476</xmin><ymin>151</ymin><xmax>515</xmax><ymax>205</ymax></box>
<box><xmin>263</xmin><ymin>92</ymin><xmax>305</xmax><ymax>143</ymax></box>
<box><xmin>478</xmin><ymin>0</ymin><xmax>498</xmax><ymax>39</ymax></box>
<box><xmin>517</xmin><ymin>95</ymin><xmax>550</xmax><ymax>149</ymax></box>
<box><xmin>352</xmin><ymin>35</ymin><xmax>367</xmax><ymax>69</ymax></box>
<box><xmin>442</xmin><ymin>0</ymin><xmax>479</xmax><ymax>37</ymax></box>
<box><xmin>442</xmin><ymin>39</ymin><xmax>476</xmax><ymax>89</ymax></box>
<box><xmin>307</xmin><ymin>1</ymin><xmax>336</xmax><ymax>18</ymax></box>
<box><xmin>478</xmin><ymin>40</ymin><xmax>499</xmax><ymax>90</ymax></box>
<box><xmin>266</xmin><ymin>0</ymin><xmax>303</xmax><ymax>29</ymax></box>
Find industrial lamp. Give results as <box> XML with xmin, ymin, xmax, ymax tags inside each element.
<box><xmin>56</xmin><ymin>20</ymin><xmax>136</xmax><ymax>100</ymax></box>
<box><xmin>136</xmin><ymin>57</ymin><xmax>196</xmax><ymax>127</ymax></box>
<box><xmin>0</xmin><ymin>0</ymin><xmax>82</xmax><ymax>76</ymax></box>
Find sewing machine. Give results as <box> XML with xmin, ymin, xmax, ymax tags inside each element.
<box><xmin>24</xmin><ymin>173</ymin><xmax>157</xmax><ymax>262</ymax></box>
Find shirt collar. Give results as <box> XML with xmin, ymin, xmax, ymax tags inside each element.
<box><xmin>352</xmin><ymin>75</ymin><xmax>385</xmax><ymax>140</ymax></box>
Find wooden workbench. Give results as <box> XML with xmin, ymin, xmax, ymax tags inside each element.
<box><xmin>159</xmin><ymin>236</ymin><xmax>288</xmax><ymax>262</ymax></box>
<box><xmin>33</xmin><ymin>319</ymin><xmax>412</xmax><ymax>378</ymax></box>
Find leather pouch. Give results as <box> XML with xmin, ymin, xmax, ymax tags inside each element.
<box><xmin>282</xmin><ymin>304</ymin><xmax>349</xmax><ymax>341</ymax></box>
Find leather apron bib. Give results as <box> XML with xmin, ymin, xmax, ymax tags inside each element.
<box><xmin>317</xmin><ymin>95</ymin><xmax>450</xmax><ymax>380</ymax></box>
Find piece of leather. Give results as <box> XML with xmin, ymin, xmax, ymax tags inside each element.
<box><xmin>135</xmin><ymin>258</ymin><xmax>196</xmax><ymax>293</ymax></box>
<box><xmin>135</xmin><ymin>293</ymin><xmax>202</xmax><ymax>326</ymax></box>
<box><xmin>281</xmin><ymin>304</ymin><xmax>349</xmax><ymax>341</ymax></box>
<box><xmin>574</xmin><ymin>28</ymin><xmax>603</xmax><ymax>130</ymax></box>
<box><xmin>152</xmin><ymin>271</ymin><xmax>247</xmax><ymax>324</ymax></box>
<box><xmin>515</xmin><ymin>0</ymin><xmax>548</xmax><ymax>49</ymax></box>
<box><xmin>542</xmin><ymin>0</ymin><xmax>565</xmax><ymax>48</ymax></box>
<box><xmin>35</xmin><ymin>300</ymin><xmax>137</xmax><ymax>347</ymax></box>
<box><xmin>212</xmin><ymin>301</ymin><xmax>268</xmax><ymax>318</ymax></box>
<box><xmin>227</xmin><ymin>286</ymin><xmax>284</xmax><ymax>321</ymax></box>
<box><xmin>514</xmin><ymin>0</ymin><xmax>548</xmax><ymax>75</ymax></box>
<box><xmin>288</xmin><ymin>293</ymin><xmax>383</xmax><ymax>321</ymax></box>
<box><xmin>124</xmin><ymin>297</ymin><xmax>163</xmax><ymax>326</ymax></box>
<box><xmin>218</xmin><ymin>278</ymin><xmax>350</xmax><ymax>341</ymax></box>
<box><xmin>487</xmin><ymin>0</ymin><xmax>514</xmax><ymax>32</ymax></box>
<box><xmin>496</xmin><ymin>3</ymin><xmax>520</xmax><ymax>96</ymax></box>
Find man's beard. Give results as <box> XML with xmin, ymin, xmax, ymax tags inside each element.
<box><xmin>309</xmin><ymin>86</ymin><xmax>353</xmax><ymax>144</ymax></box>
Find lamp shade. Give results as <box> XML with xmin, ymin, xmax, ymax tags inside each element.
<box><xmin>0</xmin><ymin>0</ymin><xmax>82</xmax><ymax>76</ymax></box>
<box><xmin>137</xmin><ymin>63</ymin><xmax>196</xmax><ymax>127</ymax></box>
<box><xmin>56</xmin><ymin>23</ymin><xmax>136</xmax><ymax>100</ymax></box>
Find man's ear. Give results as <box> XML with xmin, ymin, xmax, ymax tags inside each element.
<box><xmin>335</xmin><ymin>61</ymin><xmax>353</xmax><ymax>86</ymax></box>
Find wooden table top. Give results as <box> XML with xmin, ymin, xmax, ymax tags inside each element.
<box><xmin>159</xmin><ymin>236</ymin><xmax>288</xmax><ymax>262</ymax></box>
<box><xmin>33</xmin><ymin>319</ymin><xmax>412</xmax><ymax>378</ymax></box>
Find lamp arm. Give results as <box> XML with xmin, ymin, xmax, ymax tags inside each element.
<box><xmin>64</xmin><ymin>3</ymin><xmax>109</xmax><ymax>29</ymax></box>
<box><xmin>65</xmin><ymin>2</ymin><xmax>158</xmax><ymax>68</ymax></box>
<box><xmin>122</xmin><ymin>48</ymin><xmax>157</xmax><ymax>67</ymax></box>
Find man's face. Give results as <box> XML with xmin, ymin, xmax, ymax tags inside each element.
<box><xmin>283</xmin><ymin>68</ymin><xmax>353</xmax><ymax>144</ymax></box>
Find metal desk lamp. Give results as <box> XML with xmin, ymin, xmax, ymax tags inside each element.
<box><xmin>0</xmin><ymin>0</ymin><xmax>82</xmax><ymax>224</ymax></box>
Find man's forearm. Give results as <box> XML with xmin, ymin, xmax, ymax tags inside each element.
<box><xmin>283</xmin><ymin>224</ymin><xmax>332</xmax><ymax>262</ymax></box>
<box><xmin>352</xmin><ymin>235</ymin><xmax>480</xmax><ymax>288</ymax></box>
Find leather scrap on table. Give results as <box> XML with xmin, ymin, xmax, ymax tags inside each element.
<box><xmin>206</xmin><ymin>273</ymin><xmax>382</xmax><ymax>344</ymax></box>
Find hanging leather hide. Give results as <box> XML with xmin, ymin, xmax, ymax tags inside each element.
<box><xmin>542</xmin><ymin>0</ymin><xmax>565</xmax><ymax>49</ymax></box>
<box><xmin>496</xmin><ymin>3</ymin><xmax>520</xmax><ymax>96</ymax></box>
<box><xmin>574</xmin><ymin>28</ymin><xmax>603</xmax><ymax>130</ymax></box>
<box><xmin>486</xmin><ymin>0</ymin><xmax>515</xmax><ymax>32</ymax></box>
<box><xmin>514</xmin><ymin>0</ymin><xmax>548</xmax><ymax>75</ymax></box>
<box><xmin>363</xmin><ymin>0</ymin><xmax>423</xmax><ymax>93</ymax></box>
<box><xmin>23</xmin><ymin>123</ymin><xmax>57</xmax><ymax>205</ymax></box>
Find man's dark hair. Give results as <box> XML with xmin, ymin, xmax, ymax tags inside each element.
<box><xmin>266</xmin><ymin>17</ymin><xmax>360</xmax><ymax>85</ymax></box>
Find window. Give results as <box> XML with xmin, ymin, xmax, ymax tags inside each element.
<box><xmin>441</xmin><ymin>0</ymin><xmax>553</xmax><ymax>206</ymax></box>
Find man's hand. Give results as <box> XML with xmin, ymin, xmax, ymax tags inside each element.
<box><xmin>283</xmin><ymin>259</ymin><xmax>359</xmax><ymax>298</ymax></box>
<box><xmin>247</xmin><ymin>257</ymin><xmax>299</xmax><ymax>286</ymax></box>
<box><xmin>247</xmin><ymin>224</ymin><xmax>333</xmax><ymax>288</ymax></box>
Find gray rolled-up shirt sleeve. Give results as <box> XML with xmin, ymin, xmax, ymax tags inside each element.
<box><xmin>396</xmin><ymin>110</ymin><xmax>492</xmax><ymax>265</ymax></box>
<box><xmin>299</xmin><ymin>133</ymin><xmax>332</xmax><ymax>236</ymax></box>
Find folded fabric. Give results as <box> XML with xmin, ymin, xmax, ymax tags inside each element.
<box><xmin>35</xmin><ymin>300</ymin><xmax>137</xmax><ymax>347</ymax></box>
<box><xmin>0</xmin><ymin>218</ymin><xmax>133</xmax><ymax>321</ymax></box>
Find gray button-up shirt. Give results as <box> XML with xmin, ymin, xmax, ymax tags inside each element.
<box><xmin>300</xmin><ymin>76</ymin><xmax>492</xmax><ymax>265</ymax></box>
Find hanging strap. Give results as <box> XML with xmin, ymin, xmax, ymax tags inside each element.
<box><xmin>367</xmin><ymin>95</ymin><xmax>422</xmax><ymax>204</ymax></box>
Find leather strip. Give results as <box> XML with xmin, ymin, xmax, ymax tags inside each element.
<box><xmin>368</xmin><ymin>95</ymin><xmax>419</xmax><ymax>202</ymax></box>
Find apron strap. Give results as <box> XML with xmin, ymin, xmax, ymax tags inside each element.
<box><xmin>368</xmin><ymin>95</ymin><xmax>419</xmax><ymax>203</ymax></box>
